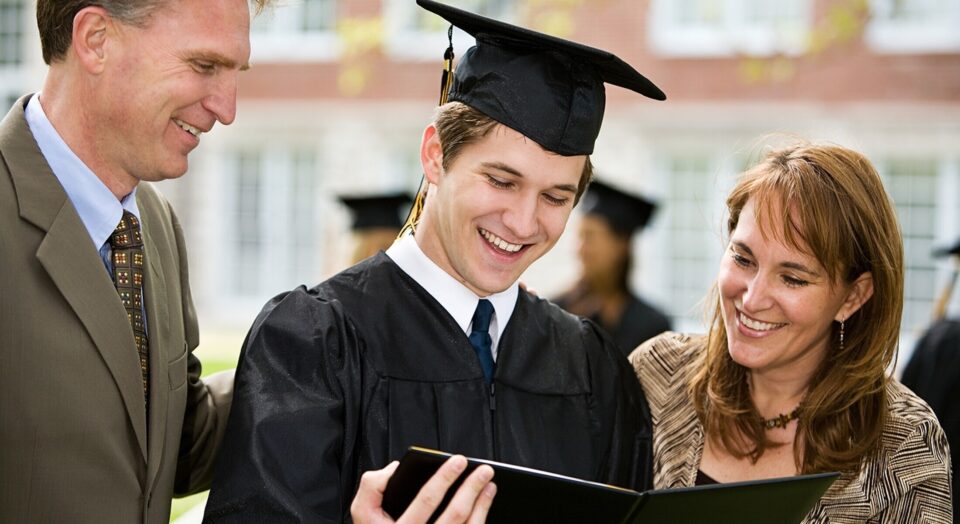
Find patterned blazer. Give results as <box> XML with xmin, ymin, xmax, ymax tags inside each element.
<box><xmin>630</xmin><ymin>332</ymin><xmax>953</xmax><ymax>523</ymax></box>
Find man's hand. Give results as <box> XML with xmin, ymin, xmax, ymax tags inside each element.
<box><xmin>351</xmin><ymin>455</ymin><xmax>497</xmax><ymax>524</ymax></box>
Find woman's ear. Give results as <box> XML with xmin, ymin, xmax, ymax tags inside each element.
<box><xmin>420</xmin><ymin>124</ymin><xmax>443</xmax><ymax>185</ymax></box>
<box><xmin>72</xmin><ymin>7</ymin><xmax>112</xmax><ymax>74</ymax></box>
<box><xmin>836</xmin><ymin>271</ymin><xmax>875</xmax><ymax>321</ymax></box>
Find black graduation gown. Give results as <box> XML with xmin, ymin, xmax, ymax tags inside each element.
<box><xmin>610</xmin><ymin>295</ymin><xmax>671</xmax><ymax>356</ymax></box>
<box><xmin>554</xmin><ymin>292</ymin><xmax>671</xmax><ymax>357</ymax></box>
<box><xmin>205</xmin><ymin>253</ymin><xmax>652</xmax><ymax>523</ymax></box>
<box><xmin>901</xmin><ymin>318</ymin><xmax>960</xmax><ymax>523</ymax></box>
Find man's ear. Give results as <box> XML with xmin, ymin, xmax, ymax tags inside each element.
<box><xmin>836</xmin><ymin>271</ymin><xmax>874</xmax><ymax>322</ymax></box>
<box><xmin>420</xmin><ymin>124</ymin><xmax>443</xmax><ymax>185</ymax></box>
<box><xmin>72</xmin><ymin>7</ymin><xmax>112</xmax><ymax>74</ymax></box>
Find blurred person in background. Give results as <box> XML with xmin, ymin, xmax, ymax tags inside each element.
<box><xmin>555</xmin><ymin>180</ymin><xmax>670</xmax><ymax>355</ymax></box>
<box><xmin>631</xmin><ymin>143</ymin><xmax>952</xmax><ymax>522</ymax></box>
<box><xmin>901</xmin><ymin>237</ymin><xmax>960</xmax><ymax>523</ymax></box>
<box><xmin>338</xmin><ymin>192</ymin><xmax>412</xmax><ymax>265</ymax></box>
<box><xmin>204</xmin><ymin>0</ymin><xmax>665</xmax><ymax>521</ymax></box>
<box><xmin>0</xmin><ymin>0</ymin><xmax>273</xmax><ymax>522</ymax></box>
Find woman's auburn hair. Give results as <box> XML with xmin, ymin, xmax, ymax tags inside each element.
<box><xmin>689</xmin><ymin>142</ymin><xmax>904</xmax><ymax>474</ymax></box>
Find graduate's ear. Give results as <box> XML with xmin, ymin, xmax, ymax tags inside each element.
<box><xmin>421</xmin><ymin>124</ymin><xmax>444</xmax><ymax>185</ymax></box>
<box><xmin>73</xmin><ymin>6</ymin><xmax>112</xmax><ymax>74</ymax></box>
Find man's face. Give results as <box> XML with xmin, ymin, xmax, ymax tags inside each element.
<box><xmin>418</xmin><ymin>124</ymin><xmax>585</xmax><ymax>297</ymax></box>
<box><xmin>96</xmin><ymin>0</ymin><xmax>251</xmax><ymax>183</ymax></box>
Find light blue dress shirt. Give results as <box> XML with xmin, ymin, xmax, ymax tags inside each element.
<box><xmin>24</xmin><ymin>93</ymin><xmax>141</xmax><ymax>274</ymax></box>
<box><xmin>24</xmin><ymin>93</ymin><xmax>148</xmax><ymax>335</ymax></box>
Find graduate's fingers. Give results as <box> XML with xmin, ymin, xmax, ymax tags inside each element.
<box><xmin>434</xmin><ymin>465</ymin><xmax>495</xmax><ymax>524</ymax></box>
<box><xmin>465</xmin><ymin>481</ymin><xmax>497</xmax><ymax>524</ymax></box>
<box><xmin>350</xmin><ymin>461</ymin><xmax>400</xmax><ymax>524</ymax></box>
<box><xmin>397</xmin><ymin>455</ymin><xmax>468</xmax><ymax>524</ymax></box>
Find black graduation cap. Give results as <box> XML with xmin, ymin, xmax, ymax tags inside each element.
<box><xmin>338</xmin><ymin>193</ymin><xmax>413</xmax><ymax>231</ymax></box>
<box><xmin>579</xmin><ymin>180</ymin><xmax>657</xmax><ymax>236</ymax></box>
<box><xmin>416</xmin><ymin>0</ymin><xmax>665</xmax><ymax>156</ymax></box>
<box><xmin>933</xmin><ymin>238</ymin><xmax>960</xmax><ymax>258</ymax></box>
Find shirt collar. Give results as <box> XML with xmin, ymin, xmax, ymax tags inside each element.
<box><xmin>386</xmin><ymin>234</ymin><xmax>518</xmax><ymax>344</ymax></box>
<box><xmin>24</xmin><ymin>93</ymin><xmax>140</xmax><ymax>251</ymax></box>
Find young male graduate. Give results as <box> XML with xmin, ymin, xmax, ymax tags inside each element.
<box><xmin>205</xmin><ymin>1</ymin><xmax>666</xmax><ymax>521</ymax></box>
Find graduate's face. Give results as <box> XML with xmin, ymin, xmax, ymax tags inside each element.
<box><xmin>93</xmin><ymin>0</ymin><xmax>250</xmax><ymax>184</ymax></box>
<box><xmin>718</xmin><ymin>198</ymin><xmax>872</xmax><ymax>379</ymax></box>
<box><xmin>419</xmin><ymin>124</ymin><xmax>584</xmax><ymax>296</ymax></box>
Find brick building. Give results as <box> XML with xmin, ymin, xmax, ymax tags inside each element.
<box><xmin>3</xmin><ymin>0</ymin><xmax>960</xmax><ymax>362</ymax></box>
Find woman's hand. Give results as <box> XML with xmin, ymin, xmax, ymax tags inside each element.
<box><xmin>351</xmin><ymin>455</ymin><xmax>497</xmax><ymax>524</ymax></box>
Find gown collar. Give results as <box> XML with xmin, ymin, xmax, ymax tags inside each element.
<box><xmin>386</xmin><ymin>234</ymin><xmax>518</xmax><ymax>357</ymax></box>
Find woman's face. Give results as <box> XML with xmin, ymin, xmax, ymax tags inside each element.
<box><xmin>577</xmin><ymin>214</ymin><xmax>630</xmax><ymax>284</ymax></box>
<box><xmin>718</xmin><ymin>198</ymin><xmax>872</xmax><ymax>379</ymax></box>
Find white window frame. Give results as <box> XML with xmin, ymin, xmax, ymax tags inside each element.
<box><xmin>0</xmin><ymin>0</ymin><xmax>27</xmax><ymax>108</ymax></box>
<box><xmin>647</xmin><ymin>0</ymin><xmax>813</xmax><ymax>58</ymax></box>
<box><xmin>219</xmin><ymin>145</ymin><xmax>327</xmax><ymax>315</ymax></box>
<box><xmin>644</xmin><ymin>151</ymin><xmax>735</xmax><ymax>333</ymax></box>
<box><xmin>865</xmin><ymin>0</ymin><xmax>960</xmax><ymax>54</ymax></box>
<box><xmin>250</xmin><ymin>0</ymin><xmax>341</xmax><ymax>62</ymax></box>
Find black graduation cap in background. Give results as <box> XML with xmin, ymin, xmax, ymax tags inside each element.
<box><xmin>416</xmin><ymin>0</ymin><xmax>665</xmax><ymax>156</ymax></box>
<box><xmin>338</xmin><ymin>193</ymin><xmax>413</xmax><ymax>231</ymax></box>
<box><xmin>933</xmin><ymin>238</ymin><xmax>960</xmax><ymax>258</ymax></box>
<box><xmin>579</xmin><ymin>180</ymin><xmax>657</xmax><ymax>236</ymax></box>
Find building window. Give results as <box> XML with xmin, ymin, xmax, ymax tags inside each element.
<box><xmin>223</xmin><ymin>147</ymin><xmax>325</xmax><ymax>306</ymax></box>
<box><xmin>652</xmin><ymin>155</ymin><xmax>727</xmax><ymax>332</ymax></box>
<box><xmin>648</xmin><ymin>0</ymin><xmax>812</xmax><ymax>57</ymax></box>
<box><xmin>865</xmin><ymin>0</ymin><xmax>960</xmax><ymax>53</ymax></box>
<box><xmin>0</xmin><ymin>0</ymin><xmax>24</xmax><ymax>67</ymax></box>
<box><xmin>0</xmin><ymin>0</ymin><xmax>25</xmax><ymax>113</ymax></box>
<box><xmin>882</xmin><ymin>159</ymin><xmax>941</xmax><ymax>335</ymax></box>
<box><xmin>250</xmin><ymin>0</ymin><xmax>340</xmax><ymax>61</ymax></box>
<box><xmin>384</xmin><ymin>0</ymin><xmax>514</xmax><ymax>60</ymax></box>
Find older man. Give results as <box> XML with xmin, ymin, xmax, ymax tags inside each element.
<box><xmin>0</xmin><ymin>1</ymin><xmax>271</xmax><ymax>522</ymax></box>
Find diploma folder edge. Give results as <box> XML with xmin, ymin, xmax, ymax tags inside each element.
<box><xmin>381</xmin><ymin>446</ymin><xmax>839</xmax><ymax>524</ymax></box>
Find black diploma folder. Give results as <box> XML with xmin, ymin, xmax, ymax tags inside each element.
<box><xmin>381</xmin><ymin>447</ymin><xmax>839</xmax><ymax>524</ymax></box>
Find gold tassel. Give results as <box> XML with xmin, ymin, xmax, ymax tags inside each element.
<box><xmin>399</xmin><ymin>25</ymin><xmax>455</xmax><ymax>238</ymax></box>
<box><xmin>398</xmin><ymin>180</ymin><xmax>427</xmax><ymax>239</ymax></box>
<box><xmin>439</xmin><ymin>25</ymin><xmax>455</xmax><ymax>106</ymax></box>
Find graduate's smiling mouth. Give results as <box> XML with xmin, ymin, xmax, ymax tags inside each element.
<box><xmin>479</xmin><ymin>227</ymin><xmax>527</xmax><ymax>255</ymax></box>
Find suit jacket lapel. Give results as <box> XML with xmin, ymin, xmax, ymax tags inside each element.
<box><xmin>140</xmin><ymin>205</ymin><xmax>169</xmax><ymax>492</ymax></box>
<box><xmin>2</xmin><ymin>96</ymin><xmax>149</xmax><ymax>462</ymax></box>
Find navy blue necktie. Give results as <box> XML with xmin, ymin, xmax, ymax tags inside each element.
<box><xmin>469</xmin><ymin>299</ymin><xmax>495</xmax><ymax>384</ymax></box>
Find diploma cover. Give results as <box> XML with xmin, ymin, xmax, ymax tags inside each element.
<box><xmin>382</xmin><ymin>447</ymin><xmax>838</xmax><ymax>524</ymax></box>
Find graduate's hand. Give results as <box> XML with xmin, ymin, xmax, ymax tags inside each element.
<box><xmin>350</xmin><ymin>455</ymin><xmax>497</xmax><ymax>524</ymax></box>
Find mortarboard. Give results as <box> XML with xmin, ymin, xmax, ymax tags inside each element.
<box><xmin>933</xmin><ymin>238</ymin><xmax>960</xmax><ymax>258</ymax></box>
<box><xmin>416</xmin><ymin>0</ymin><xmax>665</xmax><ymax>156</ymax></box>
<box><xmin>579</xmin><ymin>180</ymin><xmax>657</xmax><ymax>236</ymax></box>
<box><xmin>338</xmin><ymin>193</ymin><xmax>413</xmax><ymax>231</ymax></box>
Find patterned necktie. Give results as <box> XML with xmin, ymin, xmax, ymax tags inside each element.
<box><xmin>110</xmin><ymin>211</ymin><xmax>149</xmax><ymax>406</ymax></box>
<box><xmin>469</xmin><ymin>299</ymin><xmax>495</xmax><ymax>384</ymax></box>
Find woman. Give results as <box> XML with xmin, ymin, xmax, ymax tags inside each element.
<box><xmin>555</xmin><ymin>180</ymin><xmax>671</xmax><ymax>356</ymax></box>
<box><xmin>631</xmin><ymin>143</ymin><xmax>952</xmax><ymax>522</ymax></box>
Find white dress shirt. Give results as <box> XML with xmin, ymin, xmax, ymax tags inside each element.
<box><xmin>386</xmin><ymin>234</ymin><xmax>518</xmax><ymax>359</ymax></box>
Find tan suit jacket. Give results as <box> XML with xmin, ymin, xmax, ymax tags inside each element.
<box><xmin>0</xmin><ymin>95</ymin><xmax>232</xmax><ymax>523</ymax></box>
